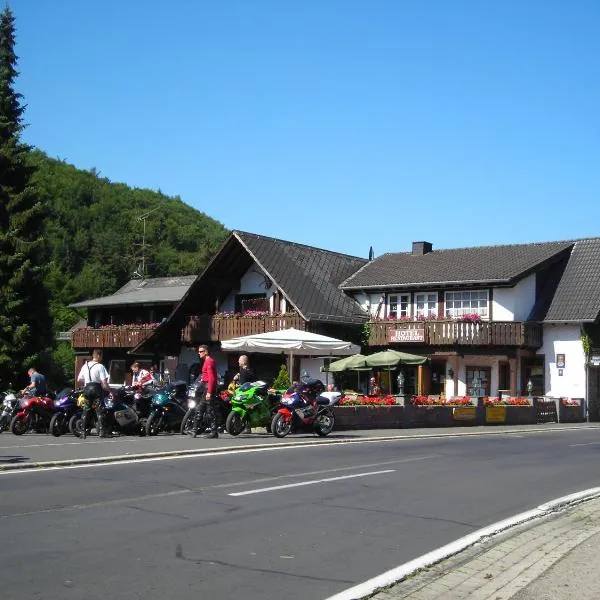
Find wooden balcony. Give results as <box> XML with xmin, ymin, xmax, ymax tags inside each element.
<box><xmin>71</xmin><ymin>325</ymin><xmax>159</xmax><ymax>349</ymax></box>
<box><xmin>369</xmin><ymin>320</ymin><xmax>543</xmax><ymax>348</ymax></box>
<box><xmin>182</xmin><ymin>314</ymin><xmax>308</xmax><ymax>344</ymax></box>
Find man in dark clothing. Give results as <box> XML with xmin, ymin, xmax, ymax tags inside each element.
<box><xmin>191</xmin><ymin>345</ymin><xmax>219</xmax><ymax>439</ymax></box>
<box><xmin>233</xmin><ymin>354</ymin><xmax>254</xmax><ymax>385</ymax></box>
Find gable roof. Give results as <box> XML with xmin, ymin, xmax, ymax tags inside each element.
<box><xmin>69</xmin><ymin>276</ymin><xmax>197</xmax><ymax>309</ymax></box>
<box><xmin>340</xmin><ymin>241</ymin><xmax>575</xmax><ymax>290</ymax></box>
<box><xmin>130</xmin><ymin>232</ymin><xmax>368</xmax><ymax>354</ymax></box>
<box><xmin>542</xmin><ymin>238</ymin><xmax>600</xmax><ymax>323</ymax></box>
<box><xmin>234</xmin><ymin>231</ymin><xmax>368</xmax><ymax>323</ymax></box>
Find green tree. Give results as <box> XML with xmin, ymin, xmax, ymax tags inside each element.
<box><xmin>0</xmin><ymin>7</ymin><xmax>53</xmax><ymax>387</ymax></box>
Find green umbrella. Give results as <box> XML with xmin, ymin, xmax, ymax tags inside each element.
<box><xmin>322</xmin><ymin>353</ymin><xmax>369</xmax><ymax>373</ymax></box>
<box><xmin>364</xmin><ymin>349</ymin><xmax>428</xmax><ymax>368</ymax></box>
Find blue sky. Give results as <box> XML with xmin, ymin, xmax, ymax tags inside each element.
<box><xmin>10</xmin><ymin>0</ymin><xmax>600</xmax><ymax>259</ymax></box>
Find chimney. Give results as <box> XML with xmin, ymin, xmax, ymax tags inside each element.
<box><xmin>412</xmin><ymin>241</ymin><xmax>433</xmax><ymax>255</ymax></box>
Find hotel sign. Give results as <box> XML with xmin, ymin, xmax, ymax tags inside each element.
<box><xmin>389</xmin><ymin>325</ymin><xmax>425</xmax><ymax>343</ymax></box>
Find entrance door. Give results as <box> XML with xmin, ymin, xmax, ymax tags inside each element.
<box><xmin>466</xmin><ymin>367</ymin><xmax>491</xmax><ymax>397</ymax></box>
<box><xmin>430</xmin><ymin>362</ymin><xmax>446</xmax><ymax>396</ymax></box>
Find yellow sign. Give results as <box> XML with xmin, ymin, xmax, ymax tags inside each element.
<box><xmin>453</xmin><ymin>407</ymin><xmax>476</xmax><ymax>421</ymax></box>
<box><xmin>486</xmin><ymin>406</ymin><xmax>507</xmax><ymax>423</ymax></box>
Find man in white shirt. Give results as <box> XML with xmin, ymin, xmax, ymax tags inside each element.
<box><xmin>77</xmin><ymin>349</ymin><xmax>111</xmax><ymax>437</ymax></box>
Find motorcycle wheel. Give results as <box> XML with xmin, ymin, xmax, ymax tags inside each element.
<box><xmin>0</xmin><ymin>415</ymin><xmax>9</xmax><ymax>433</ymax></box>
<box><xmin>225</xmin><ymin>411</ymin><xmax>245</xmax><ymax>436</ymax></box>
<box><xmin>68</xmin><ymin>413</ymin><xmax>80</xmax><ymax>436</ymax></box>
<box><xmin>10</xmin><ymin>414</ymin><xmax>29</xmax><ymax>436</ymax></box>
<box><xmin>180</xmin><ymin>408</ymin><xmax>195</xmax><ymax>435</ymax></box>
<box><xmin>72</xmin><ymin>414</ymin><xmax>94</xmax><ymax>439</ymax></box>
<box><xmin>145</xmin><ymin>412</ymin><xmax>163</xmax><ymax>436</ymax></box>
<box><xmin>271</xmin><ymin>413</ymin><xmax>292</xmax><ymax>438</ymax></box>
<box><xmin>314</xmin><ymin>410</ymin><xmax>335</xmax><ymax>436</ymax></box>
<box><xmin>49</xmin><ymin>413</ymin><xmax>65</xmax><ymax>437</ymax></box>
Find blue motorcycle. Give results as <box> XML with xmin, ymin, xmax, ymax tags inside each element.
<box><xmin>49</xmin><ymin>388</ymin><xmax>80</xmax><ymax>437</ymax></box>
<box><xmin>145</xmin><ymin>380</ymin><xmax>189</xmax><ymax>436</ymax></box>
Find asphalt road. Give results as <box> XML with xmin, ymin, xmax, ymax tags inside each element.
<box><xmin>2</xmin><ymin>427</ymin><xmax>600</xmax><ymax>600</ymax></box>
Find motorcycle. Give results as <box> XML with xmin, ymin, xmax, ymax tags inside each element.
<box><xmin>180</xmin><ymin>378</ymin><xmax>231</xmax><ymax>435</ymax></box>
<box><xmin>0</xmin><ymin>389</ymin><xmax>20</xmax><ymax>433</ymax></box>
<box><xmin>225</xmin><ymin>380</ymin><xmax>276</xmax><ymax>435</ymax></box>
<box><xmin>145</xmin><ymin>380</ymin><xmax>189</xmax><ymax>436</ymax></box>
<box><xmin>10</xmin><ymin>392</ymin><xmax>56</xmax><ymax>435</ymax></box>
<box><xmin>49</xmin><ymin>388</ymin><xmax>81</xmax><ymax>436</ymax></box>
<box><xmin>270</xmin><ymin>378</ymin><xmax>341</xmax><ymax>438</ymax></box>
<box><xmin>73</xmin><ymin>390</ymin><xmax>147</xmax><ymax>438</ymax></box>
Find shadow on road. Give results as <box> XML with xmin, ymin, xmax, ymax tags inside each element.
<box><xmin>0</xmin><ymin>455</ymin><xmax>30</xmax><ymax>464</ymax></box>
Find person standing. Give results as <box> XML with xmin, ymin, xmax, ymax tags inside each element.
<box><xmin>233</xmin><ymin>354</ymin><xmax>254</xmax><ymax>385</ymax></box>
<box><xmin>232</xmin><ymin>355</ymin><xmax>254</xmax><ymax>433</ymax></box>
<box><xmin>191</xmin><ymin>345</ymin><xmax>219</xmax><ymax>438</ymax></box>
<box><xmin>130</xmin><ymin>361</ymin><xmax>154</xmax><ymax>388</ymax></box>
<box><xmin>77</xmin><ymin>349</ymin><xmax>111</xmax><ymax>437</ymax></box>
<box><xmin>21</xmin><ymin>367</ymin><xmax>47</xmax><ymax>397</ymax></box>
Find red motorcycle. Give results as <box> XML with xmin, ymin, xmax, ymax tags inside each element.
<box><xmin>270</xmin><ymin>379</ymin><xmax>341</xmax><ymax>438</ymax></box>
<box><xmin>10</xmin><ymin>393</ymin><xmax>56</xmax><ymax>435</ymax></box>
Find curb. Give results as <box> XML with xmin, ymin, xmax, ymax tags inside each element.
<box><xmin>324</xmin><ymin>488</ymin><xmax>600</xmax><ymax>600</ymax></box>
<box><xmin>0</xmin><ymin>424</ymin><xmax>596</xmax><ymax>472</ymax></box>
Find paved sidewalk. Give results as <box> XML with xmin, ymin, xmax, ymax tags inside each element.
<box><xmin>368</xmin><ymin>496</ymin><xmax>600</xmax><ymax>600</ymax></box>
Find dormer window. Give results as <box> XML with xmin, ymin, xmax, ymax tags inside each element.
<box><xmin>415</xmin><ymin>293</ymin><xmax>437</xmax><ymax>318</ymax></box>
<box><xmin>387</xmin><ymin>294</ymin><xmax>409</xmax><ymax>319</ymax></box>
<box><xmin>445</xmin><ymin>290</ymin><xmax>489</xmax><ymax>318</ymax></box>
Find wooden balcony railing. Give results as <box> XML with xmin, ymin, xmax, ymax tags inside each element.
<box><xmin>182</xmin><ymin>314</ymin><xmax>308</xmax><ymax>344</ymax></box>
<box><xmin>369</xmin><ymin>320</ymin><xmax>543</xmax><ymax>348</ymax></box>
<box><xmin>71</xmin><ymin>325</ymin><xmax>159</xmax><ymax>349</ymax></box>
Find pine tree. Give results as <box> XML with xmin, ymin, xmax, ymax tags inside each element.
<box><xmin>0</xmin><ymin>7</ymin><xmax>53</xmax><ymax>388</ymax></box>
<box><xmin>271</xmin><ymin>364</ymin><xmax>291</xmax><ymax>391</ymax></box>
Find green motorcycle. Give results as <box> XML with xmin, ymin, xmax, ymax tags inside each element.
<box><xmin>225</xmin><ymin>380</ymin><xmax>275</xmax><ymax>435</ymax></box>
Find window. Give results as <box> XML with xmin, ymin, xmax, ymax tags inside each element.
<box><xmin>387</xmin><ymin>294</ymin><xmax>410</xmax><ymax>319</ymax></box>
<box><xmin>415</xmin><ymin>293</ymin><xmax>437</xmax><ymax>318</ymax></box>
<box><xmin>444</xmin><ymin>290</ymin><xmax>488</xmax><ymax>318</ymax></box>
<box><xmin>466</xmin><ymin>367</ymin><xmax>490</xmax><ymax>397</ymax></box>
<box><xmin>108</xmin><ymin>360</ymin><xmax>127</xmax><ymax>386</ymax></box>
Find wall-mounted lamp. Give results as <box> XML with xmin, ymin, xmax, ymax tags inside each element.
<box><xmin>447</xmin><ymin>367</ymin><xmax>454</xmax><ymax>379</ymax></box>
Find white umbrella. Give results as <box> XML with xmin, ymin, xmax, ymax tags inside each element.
<box><xmin>221</xmin><ymin>328</ymin><xmax>361</xmax><ymax>377</ymax></box>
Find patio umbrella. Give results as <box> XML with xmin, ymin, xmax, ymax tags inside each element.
<box><xmin>364</xmin><ymin>349</ymin><xmax>428</xmax><ymax>368</ymax></box>
<box><xmin>323</xmin><ymin>354</ymin><xmax>369</xmax><ymax>372</ymax></box>
<box><xmin>220</xmin><ymin>328</ymin><xmax>361</xmax><ymax>377</ymax></box>
<box><xmin>320</xmin><ymin>353</ymin><xmax>371</xmax><ymax>392</ymax></box>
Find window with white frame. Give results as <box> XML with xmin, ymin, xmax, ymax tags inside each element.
<box><xmin>444</xmin><ymin>290</ymin><xmax>489</xmax><ymax>318</ymax></box>
<box><xmin>387</xmin><ymin>294</ymin><xmax>410</xmax><ymax>319</ymax></box>
<box><xmin>415</xmin><ymin>293</ymin><xmax>437</xmax><ymax>318</ymax></box>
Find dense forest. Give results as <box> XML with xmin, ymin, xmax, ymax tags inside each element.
<box><xmin>31</xmin><ymin>150</ymin><xmax>229</xmax><ymax>333</ymax></box>
<box><xmin>33</xmin><ymin>150</ymin><xmax>230</xmax><ymax>386</ymax></box>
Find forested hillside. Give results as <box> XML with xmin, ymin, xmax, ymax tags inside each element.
<box><xmin>30</xmin><ymin>150</ymin><xmax>229</xmax><ymax>332</ymax></box>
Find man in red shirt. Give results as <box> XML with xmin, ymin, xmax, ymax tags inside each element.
<box><xmin>191</xmin><ymin>344</ymin><xmax>219</xmax><ymax>438</ymax></box>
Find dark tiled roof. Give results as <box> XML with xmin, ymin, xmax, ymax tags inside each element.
<box><xmin>543</xmin><ymin>239</ymin><xmax>600</xmax><ymax>322</ymax></box>
<box><xmin>235</xmin><ymin>231</ymin><xmax>368</xmax><ymax>323</ymax></box>
<box><xmin>69</xmin><ymin>276</ymin><xmax>197</xmax><ymax>308</ymax></box>
<box><xmin>340</xmin><ymin>241</ymin><xmax>575</xmax><ymax>289</ymax></box>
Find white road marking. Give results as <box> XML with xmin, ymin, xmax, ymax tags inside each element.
<box><xmin>324</xmin><ymin>486</ymin><xmax>600</xmax><ymax>600</ymax></box>
<box><xmin>228</xmin><ymin>469</ymin><xmax>396</xmax><ymax>496</ymax></box>
<box><xmin>569</xmin><ymin>442</ymin><xmax>600</xmax><ymax>447</ymax></box>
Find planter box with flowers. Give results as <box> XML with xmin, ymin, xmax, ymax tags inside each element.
<box><xmin>559</xmin><ymin>398</ymin><xmax>585</xmax><ymax>423</ymax></box>
<box><xmin>484</xmin><ymin>397</ymin><xmax>535</xmax><ymax>425</ymax></box>
<box><xmin>335</xmin><ymin>395</ymin><xmax>404</xmax><ymax>430</ymax></box>
<box><xmin>407</xmin><ymin>396</ymin><xmax>477</xmax><ymax>427</ymax></box>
